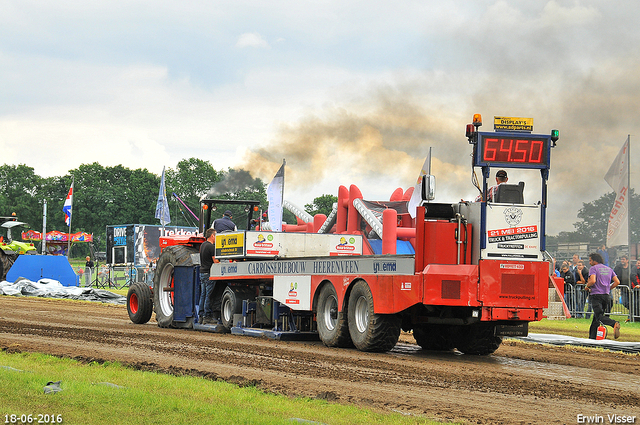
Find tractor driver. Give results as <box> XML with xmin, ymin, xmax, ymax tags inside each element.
<box><xmin>212</xmin><ymin>210</ymin><xmax>237</xmax><ymax>233</ymax></box>
<box><xmin>475</xmin><ymin>169</ymin><xmax>508</xmax><ymax>202</ymax></box>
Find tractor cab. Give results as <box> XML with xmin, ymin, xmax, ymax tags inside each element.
<box><xmin>461</xmin><ymin>114</ymin><xmax>558</xmax><ymax>263</ymax></box>
<box><xmin>158</xmin><ymin>199</ymin><xmax>262</xmax><ymax>251</ymax></box>
<box><xmin>0</xmin><ymin>217</ymin><xmax>35</xmax><ymax>254</ymax></box>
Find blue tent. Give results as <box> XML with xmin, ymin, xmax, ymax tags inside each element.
<box><xmin>6</xmin><ymin>255</ymin><xmax>79</xmax><ymax>287</ymax></box>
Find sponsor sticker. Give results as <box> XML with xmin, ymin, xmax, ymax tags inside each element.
<box><xmin>373</xmin><ymin>261</ymin><xmax>397</xmax><ymax>273</ymax></box>
<box><xmin>216</xmin><ymin>232</ymin><xmax>245</xmax><ymax>256</ymax></box>
<box><xmin>504</xmin><ymin>207</ymin><xmax>523</xmax><ymax>226</ymax></box>
<box><xmin>274</xmin><ymin>275</ymin><xmax>312</xmax><ymax>310</ymax></box>
<box><xmin>247</xmin><ymin>233</ymin><xmax>279</xmax><ymax>255</ymax></box>
<box><xmin>500</xmin><ymin>264</ymin><xmax>525</xmax><ymax>270</ymax></box>
<box><xmin>497</xmin><ymin>243</ymin><xmax>524</xmax><ymax>250</ymax></box>
<box><xmin>493</xmin><ymin>116</ymin><xmax>534</xmax><ymax>131</ymax></box>
<box><xmin>488</xmin><ymin>225</ymin><xmax>538</xmax><ymax>243</ymax></box>
<box><xmin>335</xmin><ymin>236</ymin><xmax>356</xmax><ymax>252</ymax></box>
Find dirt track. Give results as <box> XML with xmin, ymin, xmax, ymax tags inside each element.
<box><xmin>1</xmin><ymin>297</ymin><xmax>639</xmax><ymax>424</ymax></box>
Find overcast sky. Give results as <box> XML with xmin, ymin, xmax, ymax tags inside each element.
<box><xmin>1</xmin><ymin>1</ymin><xmax>639</xmax><ymax>236</ymax></box>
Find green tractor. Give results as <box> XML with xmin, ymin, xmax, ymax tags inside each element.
<box><xmin>0</xmin><ymin>216</ymin><xmax>36</xmax><ymax>281</ymax></box>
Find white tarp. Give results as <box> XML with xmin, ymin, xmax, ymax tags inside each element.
<box><xmin>515</xmin><ymin>333</ymin><xmax>640</xmax><ymax>354</ymax></box>
<box><xmin>0</xmin><ymin>278</ymin><xmax>126</xmax><ymax>304</ymax></box>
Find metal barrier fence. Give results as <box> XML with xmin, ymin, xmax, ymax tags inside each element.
<box><xmin>563</xmin><ymin>284</ymin><xmax>639</xmax><ymax>322</ymax></box>
<box><xmin>75</xmin><ymin>265</ymin><xmax>155</xmax><ymax>289</ymax></box>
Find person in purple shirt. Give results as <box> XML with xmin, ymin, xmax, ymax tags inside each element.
<box><xmin>586</xmin><ymin>253</ymin><xmax>621</xmax><ymax>340</ymax></box>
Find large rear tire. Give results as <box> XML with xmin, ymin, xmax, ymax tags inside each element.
<box><xmin>127</xmin><ymin>282</ymin><xmax>153</xmax><ymax>324</ymax></box>
<box><xmin>317</xmin><ymin>283</ymin><xmax>352</xmax><ymax>348</ymax></box>
<box><xmin>347</xmin><ymin>280</ymin><xmax>400</xmax><ymax>352</ymax></box>
<box><xmin>453</xmin><ymin>323</ymin><xmax>502</xmax><ymax>355</ymax></box>
<box><xmin>0</xmin><ymin>250</ymin><xmax>17</xmax><ymax>282</ymax></box>
<box><xmin>413</xmin><ymin>324</ymin><xmax>455</xmax><ymax>351</ymax></box>
<box><xmin>153</xmin><ymin>245</ymin><xmax>198</xmax><ymax>328</ymax></box>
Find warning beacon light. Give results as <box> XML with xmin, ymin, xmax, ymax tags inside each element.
<box><xmin>465</xmin><ymin>124</ymin><xmax>475</xmax><ymax>138</ymax></box>
<box><xmin>551</xmin><ymin>129</ymin><xmax>559</xmax><ymax>147</ymax></box>
<box><xmin>472</xmin><ymin>114</ymin><xmax>482</xmax><ymax>128</ymax></box>
<box><xmin>467</xmin><ymin>113</ymin><xmax>482</xmax><ymax>144</ymax></box>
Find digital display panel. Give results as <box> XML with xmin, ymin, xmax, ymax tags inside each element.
<box><xmin>476</xmin><ymin>134</ymin><xmax>550</xmax><ymax>168</ymax></box>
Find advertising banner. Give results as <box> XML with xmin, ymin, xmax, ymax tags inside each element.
<box><xmin>273</xmin><ymin>275</ymin><xmax>312</xmax><ymax>310</ymax></box>
<box><xmin>604</xmin><ymin>139</ymin><xmax>629</xmax><ymax>247</ymax></box>
<box><xmin>484</xmin><ymin>204</ymin><xmax>542</xmax><ymax>260</ymax></box>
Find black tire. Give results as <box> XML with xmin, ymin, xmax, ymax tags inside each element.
<box><xmin>220</xmin><ymin>287</ymin><xmax>254</xmax><ymax>330</ymax></box>
<box><xmin>127</xmin><ymin>282</ymin><xmax>153</xmax><ymax>324</ymax></box>
<box><xmin>413</xmin><ymin>325</ymin><xmax>454</xmax><ymax>351</ymax></box>
<box><xmin>454</xmin><ymin>323</ymin><xmax>502</xmax><ymax>355</ymax></box>
<box><xmin>153</xmin><ymin>245</ymin><xmax>198</xmax><ymax>328</ymax></box>
<box><xmin>317</xmin><ymin>283</ymin><xmax>353</xmax><ymax>348</ymax></box>
<box><xmin>347</xmin><ymin>280</ymin><xmax>401</xmax><ymax>352</ymax></box>
<box><xmin>0</xmin><ymin>250</ymin><xmax>17</xmax><ymax>282</ymax></box>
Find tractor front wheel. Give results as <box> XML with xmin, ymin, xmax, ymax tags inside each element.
<box><xmin>127</xmin><ymin>282</ymin><xmax>153</xmax><ymax>324</ymax></box>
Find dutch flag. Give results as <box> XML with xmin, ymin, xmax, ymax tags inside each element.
<box><xmin>63</xmin><ymin>182</ymin><xmax>73</xmax><ymax>227</ymax></box>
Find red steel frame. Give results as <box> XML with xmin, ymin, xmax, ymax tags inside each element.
<box><xmin>209</xmin><ymin>200</ymin><xmax>548</xmax><ymax>325</ymax></box>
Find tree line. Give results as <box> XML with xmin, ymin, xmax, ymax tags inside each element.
<box><xmin>1</xmin><ymin>156</ymin><xmax>630</xmax><ymax>253</ymax></box>
<box><xmin>546</xmin><ymin>189</ymin><xmax>639</xmax><ymax>247</ymax></box>
<box><xmin>0</xmin><ymin>158</ymin><xmax>338</xmax><ymax>255</ymax></box>
<box><xmin>0</xmin><ymin>159</ymin><xmax>260</xmax><ymax>252</ymax></box>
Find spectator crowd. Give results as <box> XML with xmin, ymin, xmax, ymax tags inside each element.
<box><xmin>556</xmin><ymin>246</ymin><xmax>640</xmax><ymax>323</ymax></box>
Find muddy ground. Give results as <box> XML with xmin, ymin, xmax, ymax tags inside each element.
<box><xmin>1</xmin><ymin>297</ymin><xmax>638</xmax><ymax>424</ymax></box>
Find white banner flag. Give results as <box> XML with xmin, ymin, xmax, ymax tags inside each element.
<box><xmin>267</xmin><ymin>161</ymin><xmax>285</xmax><ymax>232</ymax></box>
<box><xmin>604</xmin><ymin>138</ymin><xmax>629</xmax><ymax>247</ymax></box>
<box><xmin>407</xmin><ymin>150</ymin><xmax>431</xmax><ymax>219</ymax></box>
<box><xmin>155</xmin><ymin>166</ymin><xmax>171</xmax><ymax>226</ymax></box>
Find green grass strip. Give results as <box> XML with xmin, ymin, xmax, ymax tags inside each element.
<box><xmin>0</xmin><ymin>351</ymin><xmax>443</xmax><ymax>425</ymax></box>
<box><xmin>529</xmin><ymin>317</ymin><xmax>640</xmax><ymax>342</ymax></box>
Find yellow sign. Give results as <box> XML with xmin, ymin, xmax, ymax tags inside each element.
<box><xmin>494</xmin><ymin>116</ymin><xmax>534</xmax><ymax>131</ymax></box>
<box><xmin>215</xmin><ymin>232</ymin><xmax>245</xmax><ymax>257</ymax></box>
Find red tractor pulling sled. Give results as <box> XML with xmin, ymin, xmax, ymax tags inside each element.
<box><xmin>127</xmin><ymin>114</ymin><xmax>558</xmax><ymax>355</ymax></box>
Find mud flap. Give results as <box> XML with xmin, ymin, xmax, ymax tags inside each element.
<box><xmin>495</xmin><ymin>322</ymin><xmax>528</xmax><ymax>337</ymax></box>
<box><xmin>173</xmin><ymin>266</ymin><xmax>198</xmax><ymax>324</ymax></box>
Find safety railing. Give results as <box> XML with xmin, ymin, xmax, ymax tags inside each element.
<box><xmin>563</xmin><ymin>284</ymin><xmax>638</xmax><ymax>322</ymax></box>
<box><xmin>75</xmin><ymin>265</ymin><xmax>155</xmax><ymax>289</ymax></box>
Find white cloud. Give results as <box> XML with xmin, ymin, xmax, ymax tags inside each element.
<box><xmin>2</xmin><ymin>1</ymin><xmax>640</xmax><ymax>236</ymax></box>
<box><xmin>235</xmin><ymin>32</ymin><xmax>270</xmax><ymax>49</ymax></box>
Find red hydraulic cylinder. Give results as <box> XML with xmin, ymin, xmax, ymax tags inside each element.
<box><xmin>347</xmin><ymin>184</ymin><xmax>363</xmax><ymax>233</ymax></box>
<box><xmin>313</xmin><ymin>214</ymin><xmax>327</xmax><ymax>233</ymax></box>
<box><xmin>336</xmin><ymin>185</ymin><xmax>349</xmax><ymax>233</ymax></box>
<box><xmin>396</xmin><ymin>227</ymin><xmax>416</xmax><ymax>240</ymax></box>
<box><xmin>382</xmin><ymin>208</ymin><xmax>397</xmax><ymax>254</ymax></box>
